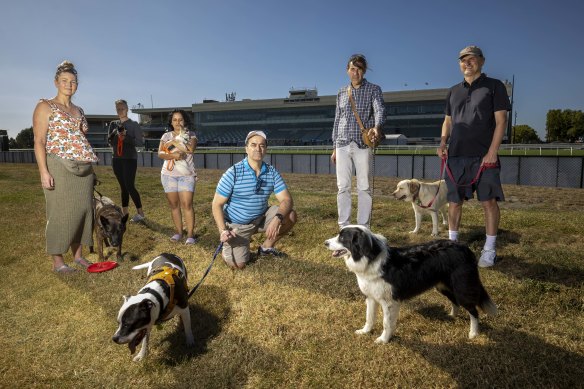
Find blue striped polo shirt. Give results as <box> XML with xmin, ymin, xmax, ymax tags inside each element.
<box><xmin>216</xmin><ymin>158</ymin><xmax>287</xmax><ymax>225</ymax></box>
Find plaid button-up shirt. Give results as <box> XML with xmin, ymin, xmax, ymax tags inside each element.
<box><xmin>332</xmin><ymin>79</ymin><xmax>385</xmax><ymax>148</ymax></box>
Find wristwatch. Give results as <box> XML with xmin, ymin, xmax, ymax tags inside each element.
<box><xmin>275</xmin><ymin>213</ymin><xmax>284</xmax><ymax>222</ymax></box>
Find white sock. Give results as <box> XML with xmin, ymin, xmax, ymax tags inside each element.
<box><xmin>449</xmin><ymin>230</ymin><xmax>459</xmax><ymax>242</ymax></box>
<box><xmin>484</xmin><ymin>235</ymin><xmax>497</xmax><ymax>251</ymax></box>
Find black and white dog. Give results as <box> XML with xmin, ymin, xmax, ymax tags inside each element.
<box><xmin>112</xmin><ymin>253</ymin><xmax>194</xmax><ymax>361</ymax></box>
<box><xmin>325</xmin><ymin>225</ymin><xmax>497</xmax><ymax>343</ymax></box>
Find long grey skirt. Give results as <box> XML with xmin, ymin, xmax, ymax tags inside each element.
<box><xmin>44</xmin><ymin>155</ymin><xmax>94</xmax><ymax>255</ymax></box>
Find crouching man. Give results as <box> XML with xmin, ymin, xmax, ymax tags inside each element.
<box><xmin>212</xmin><ymin>130</ymin><xmax>297</xmax><ymax>269</ymax></box>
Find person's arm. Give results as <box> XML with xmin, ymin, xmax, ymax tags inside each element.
<box><xmin>264</xmin><ymin>189</ymin><xmax>294</xmax><ymax>241</ymax></box>
<box><xmin>187</xmin><ymin>133</ymin><xmax>197</xmax><ymax>153</ymax></box>
<box><xmin>367</xmin><ymin>85</ymin><xmax>385</xmax><ymax>142</ymax></box>
<box><xmin>331</xmin><ymin>91</ymin><xmax>341</xmax><ymax>163</ymax></box>
<box><xmin>32</xmin><ymin>101</ymin><xmax>54</xmax><ymax>190</ymax></box>
<box><xmin>483</xmin><ymin>110</ymin><xmax>507</xmax><ymax>164</ymax></box>
<box><xmin>158</xmin><ymin>136</ymin><xmax>182</xmax><ymax>161</ymax></box>
<box><xmin>212</xmin><ymin>192</ymin><xmax>237</xmax><ymax>242</ymax></box>
<box><xmin>437</xmin><ymin>115</ymin><xmax>452</xmax><ymax>158</ymax></box>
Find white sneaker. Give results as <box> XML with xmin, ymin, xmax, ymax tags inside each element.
<box><xmin>478</xmin><ymin>249</ymin><xmax>497</xmax><ymax>268</ymax></box>
<box><xmin>131</xmin><ymin>214</ymin><xmax>145</xmax><ymax>222</ymax></box>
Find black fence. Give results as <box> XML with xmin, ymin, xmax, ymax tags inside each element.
<box><xmin>1</xmin><ymin>150</ymin><xmax>583</xmax><ymax>189</ymax></box>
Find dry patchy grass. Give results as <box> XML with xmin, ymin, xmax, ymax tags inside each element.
<box><xmin>0</xmin><ymin>163</ymin><xmax>582</xmax><ymax>388</ymax></box>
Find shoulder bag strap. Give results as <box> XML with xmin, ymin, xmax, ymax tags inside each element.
<box><xmin>347</xmin><ymin>86</ymin><xmax>366</xmax><ymax>132</ymax></box>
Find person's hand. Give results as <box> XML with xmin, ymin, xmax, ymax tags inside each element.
<box><xmin>220</xmin><ymin>229</ymin><xmax>237</xmax><ymax>243</ymax></box>
<box><xmin>437</xmin><ymin>144</ymin><xmax>448</xmax><ymax>159</ymax></box>
<box><xmin>40</xmin><ymin>171</ymin><xmax>54</xmax><ymax>190</ymax></box>
<box><xmin>482</xmin><ymin>150</ymin><xmax>498</xmax><ymax>166</ymax></box>
<box><xmin>265</xmin><ymin>217</ymin><xmax>281</xmax><ymax>241</ymax></box>
<box><xmin>367</xmin><ymin>127</ymin><xmax>381</xmax><ymax>144</ymax></box>
<box><xmin>331</xmin><ymin>149</ymin><xmax>336</xmax><ymax>164</ymax></box>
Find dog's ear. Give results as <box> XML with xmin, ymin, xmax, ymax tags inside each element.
<box><xmin>362</xmin><ymin>233</ymin><xmax>383</xmax><ymax>260</ymax></box>
<box><xmin>349</xmin><ymin>228</ymin><xmax>383</xmax><ymax>261</ymax></box>
<box><xmin>121</xmin><ymin>213</ymin><xmax>129</xmax><ymax>224</ymax></box>
<box><xmin>408</xmin><ymin>180</ymin><xmax>420</xmax><ymax>196</ymax></box>
<box><xmin>100</xmin><ymin>215</ymin><xmax>110</xmax><ymax>227</ymax></box>
<box><xmin>348</xmin><ymin>229</ymin><xmax>368</xmax><ymax>261</ymax></box>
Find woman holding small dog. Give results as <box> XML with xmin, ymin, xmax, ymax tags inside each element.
<box><xmin>32</xmin><ymin>60</ymin><xmax>98</xmax><ymax>273</ymax></box>
<box><xmin>158</xmin><ymin>109</ymin><xmax>198</xmax><ymax>244</ymax></box>
<box><xmin>108</xmin><ymin>99</ymin><xmax>145</xmax><ymax>223</ymax></box>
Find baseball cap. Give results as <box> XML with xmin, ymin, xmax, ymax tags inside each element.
<box><xmin>458</xmin><ymin>45</ymin><xmax>484</xmax><ymax>60</ymax></box>
<box><xmin>245</xmin><ymin>130</ymin><xmax>267</xmax><ymax>144</ymax></box>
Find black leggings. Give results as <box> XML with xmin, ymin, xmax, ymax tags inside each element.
<box><xmin>112</xmin><ymin>158</ymin><xmax>142</xmax><ymax>209</ymax></box>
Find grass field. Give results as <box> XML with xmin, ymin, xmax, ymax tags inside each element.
<box><xmin>0</xmin><ymin>163</ymin><xmax>582</xmax><ymax>388</ymax></box>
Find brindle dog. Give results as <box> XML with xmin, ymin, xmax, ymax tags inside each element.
<box><xmin>91</xmin><ymin>195</ymin><xmax>128</xmax><ymax>261</ymax></box>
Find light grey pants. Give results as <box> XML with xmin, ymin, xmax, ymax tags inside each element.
<box><xmin>335</xmin><ymin>142</ymin><xmax>372</xmax><ymax>228</ymax></box>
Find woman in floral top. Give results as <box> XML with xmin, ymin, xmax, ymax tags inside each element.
<box><xmin>32</xmin><ymin>60</ymin><xmax>98</xmax><ymax>274</ymax></box>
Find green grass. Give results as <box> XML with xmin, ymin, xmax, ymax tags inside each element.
<box><xmin>0</xmin><ymin>164</ymin><xmax>582</xmax><ymax>388</ymax></box>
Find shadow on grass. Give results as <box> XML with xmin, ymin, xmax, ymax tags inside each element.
<box><xmin>140</xmin><ymin>218</ymin><xmax>178</xmax><ymax>240</ymax></box>
<box><xmin>496</xmin><ymin>254</ymin><xmax>584</xmax><ymax>288</ymax></box>
<box><xmin>157</xmin><ymin>284</ymin><xmax>227</xmax><ymax>366</ymax></box>
<box><xmin>399</xmin><ymin>327</ymin><xmax>584</xmax><ymax>387</ymax></box>
<box><xmin>463</xmin><ymin>226</ymin><xmax>582</xmax><ymax>288</ymax></box>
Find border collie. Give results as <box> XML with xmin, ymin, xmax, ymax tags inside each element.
<box><xmin>325</xmin><ymin>225</ymin><xmax>497</xmax><ymax>342</ymax></box>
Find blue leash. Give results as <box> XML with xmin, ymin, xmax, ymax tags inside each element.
<box><xmin>188</xmin><ymin>242</ymin><xmax>223</xmax><ymax>299</ymax></box>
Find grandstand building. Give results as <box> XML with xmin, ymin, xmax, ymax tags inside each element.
<box><xmin>87</xmin><ymin>84</ymin><xmax>512</xmax><ymax>149</ymax></box>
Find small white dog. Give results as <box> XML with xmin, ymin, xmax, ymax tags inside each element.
<box><xmin>392</xmin><ymin>179</ymin><xmax>448</xmax><ymax>236</ymax></box>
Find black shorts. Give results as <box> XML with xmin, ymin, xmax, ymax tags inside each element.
<box><xmin>445</xmin><ymin>156</ymin><xmax>505</xmax><ymax>203</ymax></box>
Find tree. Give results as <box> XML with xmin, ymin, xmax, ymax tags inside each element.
<box><xmin>545</xmin><ymin>109</ymin><xmax>584</xmax><ymax>142</ymax></box>
<box><xmin>545</xmin><ymin>109</ymin><xmax>563</xmax><ymax>142</ymax></box>
<box><xmin>566</xmin><ymin>110</ymin><xmax>584</xmax><ymax>142</ymax></box>
<box><xmin>14</xmin><ymin>127</ymin><xmax>34</xmax><ymax>148</ymax></box>
<box><xmin>512</xmin><ymin>125</ymin><xmax>541</xmax><ymax>143</ymax></box>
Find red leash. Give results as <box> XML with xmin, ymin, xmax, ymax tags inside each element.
<box><xmin>415</xmin><ymin>157</ymin><xmax>446</xmax><ymax>209</ymax></box>
<box><xmin>416</xmin><ymin>157</ymin><xmax>498</xmax><ymax>209</ymax></box>
<box><xmin>443</xmin><ymin>157</ymin><xmax>499</xmax><ymax>187</ymax></box>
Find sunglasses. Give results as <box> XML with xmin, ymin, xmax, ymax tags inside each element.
<box><xmin>255</xmin><ymin>178</ymin><xmax>263</xmax><ymax>194</ymax></box>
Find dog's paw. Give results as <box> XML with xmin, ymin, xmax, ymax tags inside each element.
<box><xmin>431</xmin><ymin>232</ymin><xmax>439</xmax><ymax>237</ymax></box>
<box><xmin>468</xmin><ymin>330</ymin><xmax>479</xmax><ymax>339</ymax></box>
<box><xmin>355</xmin><ymin>328</ymin><xmax>371</xmax><ymax>335</ymax></box>
<box><xmin>133</xmin><ymin>354</ymin><xmax>145</xmax><ymax>362</ymax></box>
<box><xmin>374</xmin><ymin>335</ymin><xmax>390</xmax><ymax>344</ymax></box>
<box><xmin>408</xmin><ymin>230</ymin><xmax>418</xmax><ymax>234</ymax></box>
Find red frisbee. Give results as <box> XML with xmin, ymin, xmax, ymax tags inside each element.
<box><xmin>87</xmin><ymin>261</ymin><xmax>119</xmax><ymax>273</ymax></box>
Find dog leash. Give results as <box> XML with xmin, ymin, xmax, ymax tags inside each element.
<box><xmin>443</xmin><ymin>156</ymin><xmax>499</xmax><ymax>188</ymax></box>
<box><xmin>415</xmin><ymin>157</ymin><xmax>447</xmax><ymax>209</ymax></box>
<box><xmin>188</xmin><ymin>242</ymin><xmax>223</xmax><ymax>299</ymax></box>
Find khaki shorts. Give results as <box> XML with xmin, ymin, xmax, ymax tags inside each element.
<box><xmin>222</xmin><ymin>205</ymin><xmax>280</xmax><ymax>266</ymax></box>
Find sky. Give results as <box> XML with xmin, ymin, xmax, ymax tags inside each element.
<box><xmin>2</xmin><ymin>0</ymin><xmax>583</xmax><ymax>140</ymax></box>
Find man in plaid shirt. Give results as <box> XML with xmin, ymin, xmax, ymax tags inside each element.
<box><xmin>331</xmin><ymin>54</ymin><xmax>385</xmax><ymax>228</ymax></box>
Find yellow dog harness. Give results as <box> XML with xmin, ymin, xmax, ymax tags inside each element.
<box><xmin>146</xmin><ymin>266</ymin><xmax>185</xmax><ymax>323</ymax></box>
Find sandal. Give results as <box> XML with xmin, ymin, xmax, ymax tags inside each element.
<box><xmin>170</xmin><ymin>234</ymin><xmax>182</xmax><ymax>242</ymax></box>
<box><xmin>54</xmin><ymin>264</ymin><xmax>76</xmax><ymax>274</ymax></box>
<box><xmin>74</xmin><ymin>257</ymin><xmax>93</xmax><ymax>269</ymax></box>
<box><xmin>185</xmin><ymin>237</ymin><xmax>197</xmax><ymax>245</ymax></box>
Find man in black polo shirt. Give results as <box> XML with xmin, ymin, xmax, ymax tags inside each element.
<box><xmin>437</xmin><ymin>45</ymin><xmax>511</xmax><ymax>268</ymax></box>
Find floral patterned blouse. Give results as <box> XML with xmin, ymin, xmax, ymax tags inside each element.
<box><xmin>42</xmin><ymin>99</ymin><xmax>98</xmax><ymax>162</ymax></box>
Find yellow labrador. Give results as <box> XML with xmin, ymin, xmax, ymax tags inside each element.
<box><xmin>392</xmin><ymin>179</ymin><xmax>448</xmax><ymax>236</ymax></box>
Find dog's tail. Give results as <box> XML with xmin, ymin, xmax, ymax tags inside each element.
<box><xmin>478</xmin><ymin>287</ymin><xmax>498</xmax><ymax>316</ymax></box>
<box><xmin>131</xmin><ymin>261</ymin><xmax>153</xmax><ymax>271</ymax></box>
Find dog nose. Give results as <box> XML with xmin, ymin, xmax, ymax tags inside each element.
<box><xmin>324</xmin><ymin>241</ymin><xmax>329</xmax><ymax>247</ymax></box>
<box><xmin>112</xmin><ymin>335</ymin><xmax>120</xmax><ymax>343</ymax></box>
